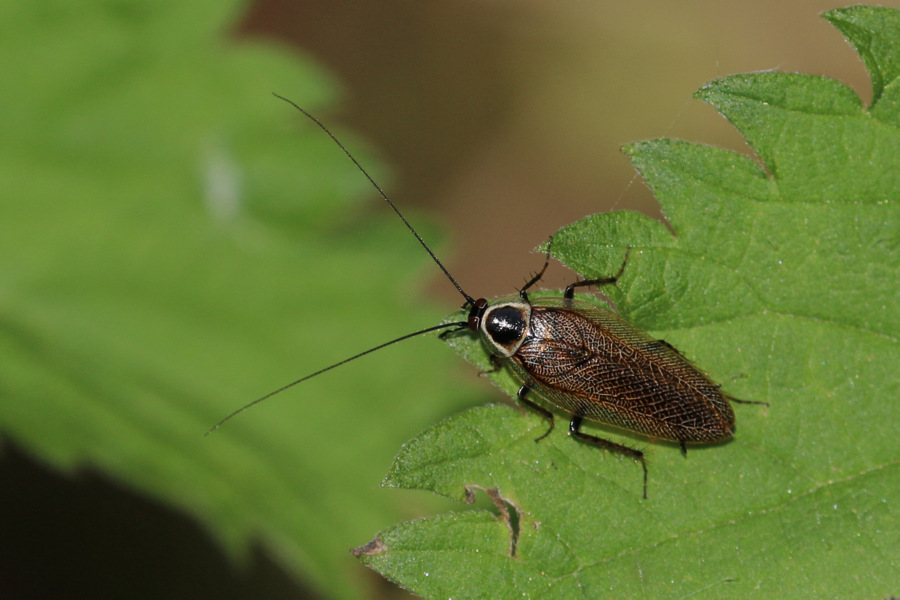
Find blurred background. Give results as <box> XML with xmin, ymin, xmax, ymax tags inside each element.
<box><xmin>240</xmin><ymin>0</ymin><xmax>872</xmax><ymax>299</ymax></box>
<box><xmin>0</xmin><ymin>1</ymin><xmax>883</xmax><ymax>599</ymax></box>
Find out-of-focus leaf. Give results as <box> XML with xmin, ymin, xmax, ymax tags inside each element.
<box><xmin>0</xmin><ymin>2</ymin><xmax>476</xmax><ymax>598</ymax></box>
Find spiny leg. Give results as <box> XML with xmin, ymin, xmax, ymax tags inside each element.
<box><xmin>564</xmin><ymin>246</ymin><xmax>632</xmax><ymax>300</ymax></box>
<box><xmin>517</xmin><ymin>381</ymin><xmax>555</xmax><ymax>442</ymax></box>
<box><xmin>569</xmin><ymin>415</ymin><xmax>648</xmax><ymax>499</ymax></box>
<box><xmin>519</xmin><ymin>237</ymin><xmax>554</xmax><ymax>302</ymax></box>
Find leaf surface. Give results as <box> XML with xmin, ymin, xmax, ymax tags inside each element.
<box><xmin>362</xmin><ymin>7</ymin><xmax>900</xmax><ymax>598</ymax></box>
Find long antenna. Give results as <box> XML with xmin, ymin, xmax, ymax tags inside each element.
<box><xmin>206</xmin><ymin>321</ymin><xmax>465</xmax><ymax>434</ymax></box>
<box><xmin>273</xmin><ymin>93</ymin><xmax>474</xmax><ymax>307</ymax></box>
<box><xmin>208</xmin><ymin>96</ymin><xmax>478</xmax><ymax>433</ymax></box>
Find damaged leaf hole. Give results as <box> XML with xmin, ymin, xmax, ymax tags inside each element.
<box><xmin>350</xmin><ymin>538</ymin><xmax>386</xmax><ymax>559</ymax></box>
<box><xmin>350</xmin><ymin>487</ymin><xmax>524</xmax><ymax>560</ymax></box>
<box><xmin>466</xmin><ymin>485</ymin><xmax>523</xmax><ymax>558</ymax></box>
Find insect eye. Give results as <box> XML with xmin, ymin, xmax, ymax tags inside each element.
<box><xmin>467</xmin><ymin>298</ymin><xmax>489</xmax><ymax>331</ymax></box>
<box><xmin>485</xmin><ymin>305</ymin><xmax>527</xmax><ymax>346</ymax></box>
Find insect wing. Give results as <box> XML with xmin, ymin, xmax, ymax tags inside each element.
<box><xmin>508</xmin><ymin>297</ymin><xmax>735</xmax><ymax>443</ymax></box>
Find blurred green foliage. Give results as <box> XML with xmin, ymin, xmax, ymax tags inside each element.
<box><xmin>0</xmin><ymin>2</ymin><xmax>478</xmax><ymax>599</ymax></box>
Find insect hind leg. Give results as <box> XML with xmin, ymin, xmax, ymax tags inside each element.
<box><xmin>569</xmin><ymin>415</ymin><xmax>649</xmax><ymax>499</ymax></box>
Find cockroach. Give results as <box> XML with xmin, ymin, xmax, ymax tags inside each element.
<box><xmin>209</xmin><ymin>94</ymin><xmax>762</xmax><ymax>498</ymax></box>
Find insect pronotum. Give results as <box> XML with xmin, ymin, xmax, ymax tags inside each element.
<box><xmin>209</xmin><ymin>93</ymin><xmax>763</xmax><ymax>498</ymax></box>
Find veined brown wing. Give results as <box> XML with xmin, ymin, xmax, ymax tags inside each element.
<box><xmin>509</xmin><ymin>298</ymin><xmax>734</xmax><ymax>443</ymax></box>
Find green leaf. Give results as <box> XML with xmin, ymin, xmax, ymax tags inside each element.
<box><xmin>0</xmin><ymin>2</ymin><xmax>475</xmax><ymax>599</ymax></box>
<box><xmin>824</xmin><ymin>6</ymin><xmax>900</xmax><ymax>121</ymax></box>
<box><xmin>361</xmin><ymin>7</ymin><xmax>900</xmax><ymax>598</ymax></box>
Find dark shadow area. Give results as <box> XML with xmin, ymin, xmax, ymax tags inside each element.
<box><xmin>0</xmin><ymin>441</ymin><xmax>320</xmax><ymax>600</ymax></box>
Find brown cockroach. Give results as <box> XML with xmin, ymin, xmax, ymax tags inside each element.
<box><xmin>210</xmin><ymin>94</ymin><xmax>762</xmax><ymax>498</ymax></box>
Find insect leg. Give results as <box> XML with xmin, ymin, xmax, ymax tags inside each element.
<box><xmin>654</xmin><ymin>339</ymin><xmax>680</xmax><ymax>354</ymax></box>
<box><xmin>727</xmin><ymin>394</ymin><xmax>770</xmax><ymax>407</ymax></box>
<box><xmin>478</xmin><ymin>354</ymin><xmax>503</xmax><ymax>376</ymax></box>
<box><xmin>519</xmin><ymin>237</ymin><xmax>554</xmax><ymax>301</ymax></box>
<box><xmin>569</xmin><ymin>415</ymin><xmax>649</xmax><ymax>499</ymax></box>
<box><xmin>438</xmin><ymin>322</ymin><xmax>469</xmax><ymax>339</ymax></box>
<box><xmin>516</xmin><ymin>381</ymin><xmax>555</xmax><ymax>442</ymax></box>
<box><xmin>564</xmin><ymin>246</ymin><xmax>631</xmax><ymax>300</ymax></box>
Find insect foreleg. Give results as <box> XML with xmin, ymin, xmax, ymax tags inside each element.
<box><xmin>569</xmin><ymin>415</ymin><xmax>649</xmax><ymax>499</ymax></box>
<box><xmin>478</xmin><ymin>354</ymin><xmax>503</xmax><ymax>377</ymax></box>
<box><xmin>438</xmin><ymin>322</ymin><xmax>469</xmax><ymax>340</ymax></box>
